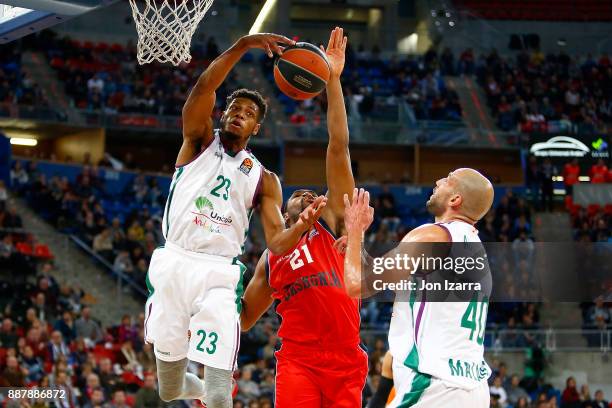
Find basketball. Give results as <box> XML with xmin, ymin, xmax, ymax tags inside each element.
<box><xmin>273</xmin><ymin>42</ymin><xmax>331</xmax><ymax>100</ymax></box>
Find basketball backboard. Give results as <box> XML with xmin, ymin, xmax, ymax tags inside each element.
<box><xmin>0</xmin><ymin>0</ymin><xmax>116</xmax><ymax>44</ymax></box>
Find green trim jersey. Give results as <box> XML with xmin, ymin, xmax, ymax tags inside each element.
<box><xmin>162</xmin><ymin>130</ymin><xmax>264</xmax><ymax>258</ymax></box>
<box><xmin>389</xmin><ymin>220</ymin><xmax>491</xmax><ymax>392</ymax></box>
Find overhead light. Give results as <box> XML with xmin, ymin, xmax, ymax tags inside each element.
<box><xmin>10</xmin><ymin>137</ymin><xmax>37</xmax><ymax>146</ymax></box>
<box><xmin>449</xmin><ymin>21</ymin><xmax>455</xmax><ymax>27</ymax></box>
<box><xmin>249</xmin><ymin>0</ymin><xmax>277</xmax><ymax>35</ymax></box>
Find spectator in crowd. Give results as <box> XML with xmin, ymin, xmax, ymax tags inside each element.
<box><xmin>75</xmin><ymin>306</ymin><xmax>103</xmax><ymax>345</ymax></box>
<box><xmin>47</xmin><ymin>330</ymin><xmax>70</xmax><ymax>362</ymax></box>
<box><xmin>4</xmin><ymin>204</ymin><xmax>23</xmax><ymax>228</ymax></box>
<box><xmin>134</xmin><ymin>373</ymin><xmax>162</xmax><ymax>408</ymax></box>
<box><xmin>84</xmin><ymin>387</ymin><xmax>109</xmax><ymax>408</ymax></box>
<box><xmin>110</xmin><ymin>390</ymin><xmax>130</xmax><ymax>408</ymax></box>
<box><xmin>0</xmin><ymin>355</ymin><xmax>26</xmax><ymax>387</ymax></box>
<box><xmin>505</xmin><ymin>374</ymin><xmax>530</xmax><ymax>406</ymax></box>
<box><xmin>512</xmin><ymin>230</ymin><xmax>535</xmax><ymax>267</ymax></box>
<box><xmin>19</xmin><ymin>344</ymin><xmax>44</xmax><ymax>383</ymax></box>
<box><xmin>490</xmin><ymin>375</ymin><xmax>509</xmax><ymax>407</ymax></box>
<box><xmin>54</xmin><ymin>310</ymin><xmax>77</xmax><ymax>343</ymax></box>
<box><xmin>593</xmin><ymin>390</ymin><xmax>608</xmax><ymax>408</ymax></box>
<box><xmin>377</xmin><ymin>184</ymin><xmax>401</xmax><ymax>232</ymax></box>
<box><xmin>0</xmin><ymin>318</ymin><xmax>18</xmax><ymax>348</ymax></box>
<box><xmin>562</xmin><ymin>159</ymin><xmax>581</xmax><ymax>196</ymax></box>
<box><xmin>54</xmin><ymin>369</ymin><xmax>79</xmax><ymax>408</ymax></box>
<box><xmin>562</xmin><ymin>376</ymin><xmax>581</xmax><ymax>408</ymax></box>
<box><xmin>237</xmin><ymin>367</ymin><xmax>261</xmax><ymax>402</ymax></box>
<box><xmin>93</xmin><ymin>228</ymin><xmax>114</xmax><ymax>262</ymax></box>
<box><xmin>589</xmin><ymin>159</ymin><xmax>608</xmax><ymax>183</ymax></box>
<box><xmin>98</xmin><ymin>357</ymin><xmax>120</xmax><ymax>395</ymax></box>
<box><xmin>10</xmin><ymin>161</ymin><xmax>29</xmax><ymax>190</ymax></box>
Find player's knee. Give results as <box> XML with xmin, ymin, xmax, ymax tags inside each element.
<box><xmin>158</xmin><ymin>386</ymin><xmax>180</xmax><ymax>402</ymax></box>
<box><xmin>205</xmin><ymin>389</ymin><xmax>231</xmax><ymax>408</ymax></box>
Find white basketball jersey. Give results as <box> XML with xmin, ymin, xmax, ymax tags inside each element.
<box><xmin>162</xmin><ymin>130</ymin><xmax>264</xmax><ymax>258</ymax></box>
<box><xmin>388</xmin><ymin>221</ymin><xmax>491</xmax><ymax>390</ymax></box>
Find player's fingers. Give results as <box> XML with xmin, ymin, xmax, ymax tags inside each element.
<box><xmin>271</xmin><ymin>43</ymin><xmax>283</xmax><ymax>55</ymax></box>
<box><xmin>364</xmin><ymin>191</ymin><xmax>370</xmax><ymax>207</ymax></box>
<box><xmin>265</xmin><ymin>44</ymin><xmax>273</xmax><ymax>58</ymax></box>
<box><xmin>337</xmin><ymin>27</ymin><xmax>343</xmax><ymax>47</ymax></box>
<box><xmin>272</xmin><ymin>34</ymin><xmax>295</xmax><ymax>45</ymax></box>
<box><xmin>311</xmin><ymin>195</ymin><xmax>325</xmax><ymax>210</ymax></box>
<box><xmin>343</xmin><ymin>193</ymin><xmax>350</xmax><ymax>209</ymax></box>
<box><xmin>342</xmin><ymin>36</ymin><xmax>348</xmax><ymax>51</ymax></box>
<box><xmin>358</xmin><ymin>188</ymin><xmax>366</xmax><ymax>207</ymax></box>
<box><xmin>352</xmin><ymin>188</ymin><xmax>358</xmax><ymax>205</ymax></box>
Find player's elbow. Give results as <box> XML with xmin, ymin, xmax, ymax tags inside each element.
<box><xmin>240</xmin><ymin>319</ymin><xmax>254</xmax><ymax>332</ymax></box>
<box><xmin>327</xmin><ymin>136</ymin><xmax>349</xmax><ymax>152</ymax></box>
<box><xmin>345</xmin><ymin>282</ymin><xmax>362</xmax><ymax>299</ymax></box>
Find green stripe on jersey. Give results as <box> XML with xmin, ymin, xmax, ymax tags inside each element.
<box><xmin>233</xmin><ymin>258</ymin><xmax>247</xmax><ymax>313</ymax></box>
<box><xmin>397</xmin><ymin>371</ymin><xmax>432</xmax><ymax>408</ymax></box>
<box><xmin>164</xmin><ymin>167</ymin><xmax>184</xmax><ymax>236</ymax></box>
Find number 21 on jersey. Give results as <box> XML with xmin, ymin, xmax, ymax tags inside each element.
<box><xmin>290</xmin><ymin>244</ymin><xmax>314</xmax><ymax>270</ymax></box>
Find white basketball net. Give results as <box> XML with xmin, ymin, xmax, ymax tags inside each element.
<box><xmin>128</xmin><ymin>0</ymin><xmax>214</xmax><ymax>66</ymax></box>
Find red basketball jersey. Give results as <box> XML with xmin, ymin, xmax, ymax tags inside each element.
<box><xmin>267</xmin><ymin>220</ymin><xmax>361</xmax><ymax>348</ymax></box>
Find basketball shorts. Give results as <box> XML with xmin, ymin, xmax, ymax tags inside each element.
<box><xmin>144</xmin><ymin>241</ymin><xmax>245</xmax><ymax>371</ymax></box>
<box><xmin>274</xmin><ymin>343</ymin><xmax>368</xmax><ymax>408</ymax></box>
<box><xmin>389</xmin><ymin>362</ymin><xmax>489</xmax><ymax>408</ymax></box>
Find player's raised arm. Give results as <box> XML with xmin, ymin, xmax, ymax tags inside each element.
<box><xmin>259</xmin><ymin>171</ymin><xmax>328</xmax><ymax>255</ymax></box>
<box><xmin>343</xmin><ymin>188</ymin><xmax>450</xmax><ymax>298</ymax></box>
<box><xmin>241</xmin><ymin>251</ymin><xmax>274</xmax><ymax>331</ymax></box>
<box><xmin>322</xmin><ymin>27</ymin><xmax>354</xmax><ymax>229</ymax></box>
<box><xmin>178</xmin><ymin>33</ymin><xmax>295</xmax><ymax>166</ymax></box>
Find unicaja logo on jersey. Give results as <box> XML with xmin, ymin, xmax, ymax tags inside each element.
<box><xmin>195</xmin><ymin>196</ymin><xmax>214</xmax><ymax>212</ymax></box>
<box><xmin>192</xmin><ymin>196</ymin><xmax>232</xmax><ymax>233</ymax></box>
<box><xmin>239</xmin><ymin>158</ymin><xmax>253</xmax><ymax>175</ymax></box>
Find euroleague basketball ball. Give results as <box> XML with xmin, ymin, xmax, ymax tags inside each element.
<box><xmin>274</xmin><ymin>42</ymin><xmax>331</xmax><ymax>100</ymax></box>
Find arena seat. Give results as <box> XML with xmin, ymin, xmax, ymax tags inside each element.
<box><xmin>34</xmin><ymin>244</ymin><xmax>54</xmax><ymax>260</ymax></box>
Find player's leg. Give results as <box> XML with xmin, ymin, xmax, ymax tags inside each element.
<box><xmin>156</xmin><ymin>358</ymin><xmax>206</xmax><ymax>402</ymax></box>
<box><xmin>145</xmin><ymin>247</ymin><xmax>204</xmax><ymax>402</ymax></box>
<box><xmin>275</xmin><ymin>354</ymin><xmax>322</xmax><ymax>408</ymax></box>
<box><xmin>203</xmin><ymin>366</ymin><xmax>233</xmax><ymax>408</ymax></box>
<box><xmin>186</xmin><ymin>260</ymin><xmax>243</xmax><ymax>406</ymax></box>
<box><xmin>320</xmin><ymin>347</ymin><xmax>369</xmax><ymax>408</ymax></box>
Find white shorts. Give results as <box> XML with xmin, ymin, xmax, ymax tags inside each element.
<box><xmin>389</xmin><ymin>362</ymin><xmax>489</xmax><ymax>408</ymax></box>
<box><xmin>144</xmin><ymin>241</ymin><xmax>245</xmax><ymax>371</ymax></box>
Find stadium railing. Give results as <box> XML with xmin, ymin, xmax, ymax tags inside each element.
<box><xmin>0</xmin><ymin>105</ymin><xmax>520</xmax><ymax>148</ymax></box>
<box><xmin>361</xmin><ymin>329</ymin><xmax>612</xmax><ymax>352</ymax></box>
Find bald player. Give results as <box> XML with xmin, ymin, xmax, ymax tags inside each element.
<box><xmin>343</xmin><ymin>168</ymin><xmax>495</xmax><ymax>408</ymax></box>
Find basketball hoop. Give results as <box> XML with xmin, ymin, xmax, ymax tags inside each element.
<box><xmin>128</xmin><ymin>0</ymin><xmax>214</xmax><ymax>66</ymax></box>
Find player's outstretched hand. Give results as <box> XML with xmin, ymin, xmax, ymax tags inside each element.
<box><xmin>320</xmin><ymin>26</ymin><xmax>347</xmax><ymax>79</ymax></box>
<box><xmin>296</xmin><ymin>195</ymin><xmax>327</xmax><ymax>231</ymax></box>
<box><xmin>240</xmin><ymin>33</ymin><xmax>295</xmax><ymax>58</ymax></box>
<box><xmin>343</xmin><ymin>188</ymin><xmax>374</xmax><ymax>235</ymax></box>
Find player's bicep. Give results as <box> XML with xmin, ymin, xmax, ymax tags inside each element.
<box><xmin>182</xmin><ymin>88</ymin><xmax>215</xmax><ymax>142</ymax></box>
<box><xmin>259</xmin><ymin>172</ymin><xmax>285</xmax><ymax>243</ymax></box>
